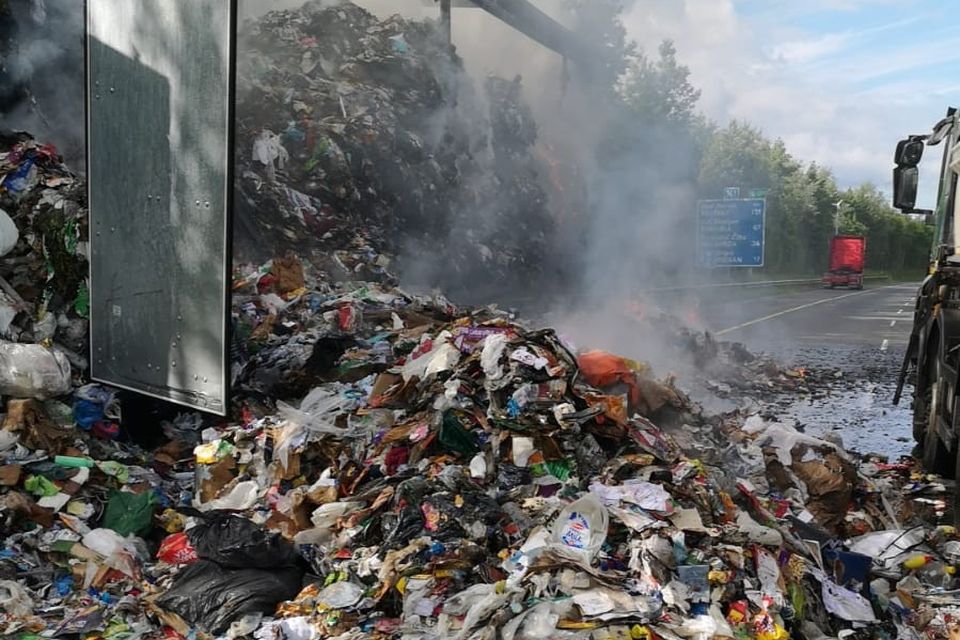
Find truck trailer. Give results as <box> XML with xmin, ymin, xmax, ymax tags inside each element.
<box><xmin>821</xmin><ymin>235</ymin><xmax>865</xmax><ymax>289</ymax></box>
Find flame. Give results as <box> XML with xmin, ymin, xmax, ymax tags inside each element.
<box><xmin>541</xmin><ymin>143</ymin><xmax>565</xmax><ymax>195</ymax></box>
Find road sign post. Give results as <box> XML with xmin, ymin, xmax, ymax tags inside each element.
<box><xmin>697</xmin><ymin>199</ymin><xmax>766</xmax><ymax>268</ymax></box>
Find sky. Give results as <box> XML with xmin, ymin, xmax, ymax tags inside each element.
<box><xmin>618</xmin><ymin>0</ymin><xmax>959</xmax><ymax>207</ymax></box>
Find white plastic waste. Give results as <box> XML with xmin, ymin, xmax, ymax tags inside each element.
<box><xmin>469</xmin><ymin>453</ymin><xmax>487</xmax><ymax>479</ymax></box>
<box><xmin>0</xmin><ymin>580</ymin><xmax>33</xmax><ymax>617</ymax></box>
<box><xmin>227</xmin><ymin>613</ymin><xmax>263</xmax><ymax>639</ymax></box>
<box><xmin>197</xmin><ymin>480</ymin><xmax>260</xmax><ymax>512</ymax></box>
<box><xmin>551</xmin><ymin>493</ymin><xmax>608</xmax><ymax>561</ymax></box>
<box><xmin>0</xmin><ymin>342</ymin><xmax>72</xmax><ymax>399</ymax></box>
<box><xmin>0</xmin><ymin>208</ymin><xmax>19</xmax><ymax>257</ymax></box>
<box><xmin>480</xmin><ymin>333</ymin><xmax>508</xmax><ymax>383</ymax></box>
<box><xmin>82</xmin><ymin>528</ymin><xmax>128</xmax><ymax>557</ymax></box>
<box><xmin>310</xmin><ymin>501</ymin><xmax>365</xmax><ymax>529</ymax></box>
<box><xmin>317</xmin><ymin>581</ymin><xmax>365</xmax><ymax>609</ymax></box>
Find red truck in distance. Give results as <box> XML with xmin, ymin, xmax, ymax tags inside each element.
<box><xmin>821</xmin><ymin>235</ymin><xmax>866</xmax><ymax>289</ymax></box>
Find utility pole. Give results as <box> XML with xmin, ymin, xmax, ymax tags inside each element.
<box><xmin>440</xmin><ymin>0</ymin><xmax>451</xmax><ymax>43</ymax></box>
<box><xmin>834</xmin><ymin>199</ymin><xmax>844</xmax><ymax>236</ymax></box>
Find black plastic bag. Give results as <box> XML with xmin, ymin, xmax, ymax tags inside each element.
<box><xmin>156</xmin><ymin>560</ymin><xmax>303</xmax><ymax>635</ymax></box>
<box><xmin>187</xmin><ymin>511</ymin><xmax>299</xmax><ymax>569</ymax></box>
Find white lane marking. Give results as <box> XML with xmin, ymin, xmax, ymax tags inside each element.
<box><xmin>881</xmin><ymin>339</ymin><xmax>889</xmax><ymax>351</ymax></box>
<box><xmin>844</xmin><ymin>316</ymin><xmax>906</xmax><ymax>321</ymax></box>
<box><xmin>715</xmin><ymin>288</ymin><xmax>879</xmax><ymax>336</ymax></box>
<box><xmin>890</xmin><ymin>320</ymin><xmax>897</xmax><ymax>327</ymax></box>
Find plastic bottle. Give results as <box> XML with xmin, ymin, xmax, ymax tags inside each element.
<box><xmin>903</xmin><ymin>554</ymin><xmax>934</xmax><ymax>570</ymax></box>
<box><xmin>54</xmin><ymin>456</ymin><xmax>95</xmax><ymax>468</ymax></box>
<box><xmin>551</xmin><ymin>493</ymin><xmax>608</xmax><ymax>561</ymax></box>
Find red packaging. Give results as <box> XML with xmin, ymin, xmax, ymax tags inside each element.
<box><xmin>157</xmin><ymin>533</ymin><xmax>198</xmax><ymax>565</ymax></box>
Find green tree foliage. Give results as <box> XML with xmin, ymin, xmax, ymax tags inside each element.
<box><xmin>697</xmin><ymin>121</ymin><xmax>932</xmax><ymax>276</ymax></box>
<box><xmin>565</xmin><ymin>1</ymin><xmax>932</xmax><ymax>278</ymax></box>
<box><xmin>620</xmin><ymin>41</ymin><xmax>701</xmax><ymax>129</ymax></box>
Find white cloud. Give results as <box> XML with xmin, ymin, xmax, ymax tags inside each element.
<box><xmin>618</xmin><ymin>0</ymin><xmax>951</xmax><ymax>204</ymax></box>
<box><xmin>771</xmin><ymin>32</ymin><xmax>852</xmax><ymax>64</ymax></box>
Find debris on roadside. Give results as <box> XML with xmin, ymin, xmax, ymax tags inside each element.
<box><xmin>2</xmin><ymin>238</ymin><xmax>960</xmax><ymax>638</ymax></box>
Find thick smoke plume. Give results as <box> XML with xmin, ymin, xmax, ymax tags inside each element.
<box><xmin>0</xmin><ymin>0</ymin><xmax>85</xmax><ymax>167</ymax></box>
<box><xmin>4</xmin><ymin>0</ymin><xmax>737</xmax><ymax>382</ymax></box>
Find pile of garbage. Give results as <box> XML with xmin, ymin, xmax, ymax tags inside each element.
<box><xmin>0</xmin><ymin>240</ymin><xmax>957</xmax><ymax>638</ymax></box>
<box><xmin>233</xmin><ymin>1</ymin><xmax>556</xmax><ymax>303</ymax></box>
<box><xmin>0</xmin><ymin>129</ymin><xmax>87</xmax><ymax>399</ymax></box>
<box><xmin>3</xmin><ymin>4</ymin><xmax>960</xmax><ymax>637</ymax></box>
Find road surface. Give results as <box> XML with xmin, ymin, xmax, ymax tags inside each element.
<box><xmin>696</xmin><ymin>283</ymin><xmax>919</xmax><ymax>458</ymax></box>
<box><xmin>701</xmin><ymin>283</ymin><xmax>915</xmax><ymax>355</ymax></box>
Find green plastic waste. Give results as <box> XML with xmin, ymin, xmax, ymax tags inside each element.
<box><xmin>24</xmin><ymin>474</ymin><xmax>59</xmax><ymax>497</ymax></box>
<box><xmin>439</xmin><ymin>412</ymin><xmax>479</xmax><ymax>456</ymax></box>
<box><xmin>531</xmin><ymin>459</ymin><xmax>574</xmax><ymax>481</ymax></box>
<box><xmin>103</xmin><ymin>490</ymin><xmax>158</xmax><ymax>537</ymax></box>
<box><xmin>97</xmin><ymin>460</ymin><xmax>130</xmax><ymax>484</ymax></box>
<box><xmin>74</xmin><ymin>281</ymin><xmax>89</xmax><ymax>318</ymax></box>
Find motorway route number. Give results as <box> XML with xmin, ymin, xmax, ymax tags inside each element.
<box><xmin>697</xmin><ymin>198</ymin><xmax>766</xmax><ymax>268</ymax></box>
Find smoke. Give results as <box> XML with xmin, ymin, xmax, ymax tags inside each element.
<box><xmin>235</xmin><ymin>0</ymin><xmax>717</xmax><ymax>376</ymax></box>
<box><xmin>1</xmin><ymin>0</ymin><xmax>85</xmax><ymax>168</ymax></box>
<box><xmin>5</xmin><ymin>0</ymin><xmax>750</xmax><ymax>381</ymax></box>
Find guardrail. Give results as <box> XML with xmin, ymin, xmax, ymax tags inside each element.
<box><xmin>639</xmin><ymin>274</ymin><xmax>891</xmax><ymax>294</ymax></box>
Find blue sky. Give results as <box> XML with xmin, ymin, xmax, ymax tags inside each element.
<box><xmin>622</xmin><ymin>0</ymin><xmax>959</xmax><ymax>207</ymax></box>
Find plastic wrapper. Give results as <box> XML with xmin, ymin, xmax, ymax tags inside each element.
<box><xmin>197</xmin><ymin>480</ymin><xmax>261</xmax><ymax>512</ymax></box>
<box><xmin>157</xmin><ymin>533</ymin><xmax>199</xmax><ymax>565</ymax></box>
<box><xmin>155</xmin><ymin>560</ymin><xmax>303</xmax><ymax>635</ymax></box>
<box><xmin>103</xmin><ymin>490</ymin><xmax>158</xmax><ymax>537</ymax></box>
<box><xmin>0</xmin><ymin>343</ymin><xmax>72</xmax><ymax>399</ymax></box>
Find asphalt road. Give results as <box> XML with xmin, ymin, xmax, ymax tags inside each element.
<box><xmin>695</xmin><ymin>283</ymin><xmax>920</xmax><ymax>458</ymax></box>
<box><xmin>702</xmin><ymin>283</ymin><xmax>917</xmax><ymax>354</ymax></box>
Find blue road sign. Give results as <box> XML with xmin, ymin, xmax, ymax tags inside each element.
<box><xmin>697</xmin><ymin>198</ymin><xmax>765</xmax><ymax>268</ymax></box>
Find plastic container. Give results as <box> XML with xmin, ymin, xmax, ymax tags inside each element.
<box><xmin>55</xmin><ymin>455</ymin><xmax>95</xmax><ymax>468</ymax></box>
<box><xmin>551</xmin><ymin>493</ymin><xmax>608</xmax><ymax>561</ymax></box>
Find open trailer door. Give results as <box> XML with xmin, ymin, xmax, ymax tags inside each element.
<box><xmin>86</xmin><ymin>1</ymin><xmax>236</xmax><ymax>414</ymax></box>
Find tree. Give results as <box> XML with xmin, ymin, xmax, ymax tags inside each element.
<box><xmin>620</xmin><ymin>41</ymin><xmax>701</xmax><ymax>128</ymax></box>
<box><xmin>565</xmin><ymin>0</ymin><xmax>634</xmax><ymax>91</ymax></box>
<box><xmin>698</xmin><ymin>121</ymin><xmax>775</xmax><ymax>196</ymax></box>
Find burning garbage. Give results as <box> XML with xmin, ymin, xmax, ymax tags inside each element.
<box><xmin>233</xmin><ymin>1</ymin><xmax>555</xmax><ymax>304</ymax></box>
<box><xmin>1</xmin><ymin>3</ymin><xmax>959</xmax><ymax>640</ymax></box>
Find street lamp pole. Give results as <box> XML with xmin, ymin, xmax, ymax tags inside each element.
<box><xmin>834</xmin><ymin>199</ymin><xmax>844</xmax><ymax>236</ymax></box>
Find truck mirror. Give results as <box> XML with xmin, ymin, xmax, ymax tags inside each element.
<box><xmin>893</xmin><ymin>165</ymin><xmax>919</xmax><ymax>212</ymax></box>
<box><xmin>895</xmin><ymin>137</ymin><xmax>925</xmax><ymax>167</ymax></box>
